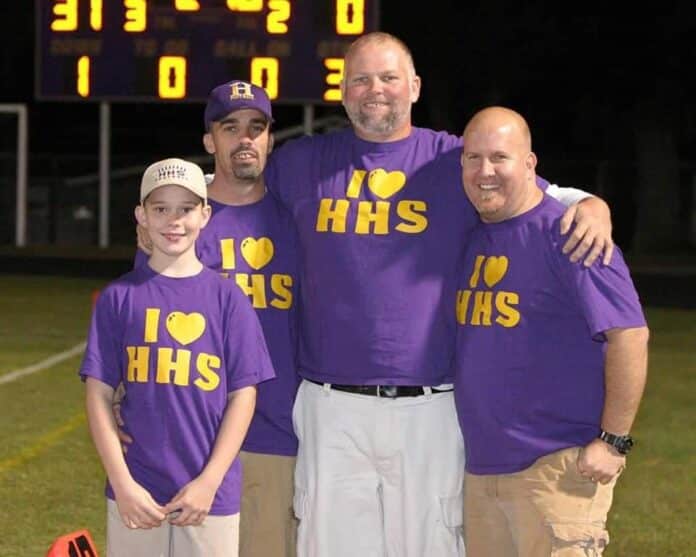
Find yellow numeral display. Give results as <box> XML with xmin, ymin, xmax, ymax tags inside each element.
<box><xmin>158</xmin><ymin>56</ymin><xmax>187</xmax><ymax>99</ymax></box>
<box><xmin>175</xmin><ymin>0</ymin><xmax>201</xmax><ymax>10</ymax></box>
<box><xmin>77</xmin><ymin>56</ymin><xmax>90</xmax><ymax>97</ymax></box>
<box><xmin>51</xmin><ymin>0</ymin><xmax>77</xmax><ymax>31</ymax></box>
<box><xmin>51</xmin><ymin>0</ymin><xmax>103</xmax><ymax>31</ymax></box>
<box><xmin>250</xmin><ymin>58</ymin><xmax>279</xmax><ymax>100</ymax></box>
<box><xmin>90</xmin><ymin>0</ymin><xmax>103</xmax><ymax>30</ymax></box>
<box><xmin>323</xmin><ymin>58</ymin><xmax>344</xmax><ymax>101</ymax></box>
<box><xmin>336</xmin><ymin>0</ymin><xmax>364</xmax><ymax>35</ymax></box>
<box><xmin>267</xmin><ymin>0</ymin><xmax>290</xmax><ymax>34</ymax></box>
<box><xmin>227</xmin><ymin>0</ymin><xmax>263</xmax><ymax>11</ymax></box>
<box><xmin>124</xmin><ymin>0</ymin><xmax>147</xmax><ymax>32</ymax></box>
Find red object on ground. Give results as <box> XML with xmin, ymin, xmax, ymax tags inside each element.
<box><xmin>46</xmin><ymin>529</ymin><xmax>99</xmax><ymax>557</ymax></box>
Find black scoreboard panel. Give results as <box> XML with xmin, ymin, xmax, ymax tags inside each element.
<box><xmin>36</xmin><ymin>0</ymin><xmax>380</xmax><ymax>103</ymax></box>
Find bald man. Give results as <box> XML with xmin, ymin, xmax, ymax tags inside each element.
<box><xmin>454</xmin><ymin>107</ymin><xmax>649</xmax><ymax>556</ymax></box>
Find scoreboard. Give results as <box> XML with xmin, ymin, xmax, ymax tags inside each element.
<box><xmin>35</xmin><ymin>0</ymin><xmax>380</xmax><ymax>103</ymax></box>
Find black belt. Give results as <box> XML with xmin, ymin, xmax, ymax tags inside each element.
<box><xmin>306</xmin><ymin>379</ymin><xmax>453</xmax><ymax>399</ymax></box>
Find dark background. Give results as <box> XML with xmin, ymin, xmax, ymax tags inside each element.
<box><xmin>1</xmin><ymin>4</ymin><xmax>695</xmax><ymax>256</ymax></box>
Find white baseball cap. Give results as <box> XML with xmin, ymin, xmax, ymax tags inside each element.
<box><xmin>140</xmin><ymin>158</ymin><xmax>207</xmax><ymax>203</ymax></box>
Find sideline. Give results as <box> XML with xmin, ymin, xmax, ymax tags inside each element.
<box><xmin>0</xmin><ymin>412</ymin><xmax>86</xmax><ymax>475</ymax></box>
<box><xmin>0</xmin><ymin>342</ymin><xmax>86</xmax><ymax>386</ymax></box>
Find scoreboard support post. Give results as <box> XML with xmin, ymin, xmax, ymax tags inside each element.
<box><xmin>303</xmin><ymin>104</ymin><xmax>315</xmax><ymax>137</ymax></box>
<box><xmin>99</xmin><ymin>101</ymin><xmax>110</xmax><ymax>248</ymax></box>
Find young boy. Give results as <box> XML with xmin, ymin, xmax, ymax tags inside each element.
<box><xmin>80</xmin><ymin>157</ymin><xmax>275</xmax><ymax>557</ymax></box>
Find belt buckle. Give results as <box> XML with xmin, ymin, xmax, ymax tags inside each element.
<box><xmin>378</xmin><ymin>385</ymin><xmax>398</xmax><ymax>398</ymax></box>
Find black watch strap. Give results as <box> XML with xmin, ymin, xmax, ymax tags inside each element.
<box><xmin>599</xmin><ymin>429</ymin><xmax>634</xmax><ymax>455</ymax></box>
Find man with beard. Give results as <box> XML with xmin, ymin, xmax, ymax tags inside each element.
<box><xmin>262</xmin><ymin>32</ymin><xmax>615</xmax><ymax>556</ymax></box>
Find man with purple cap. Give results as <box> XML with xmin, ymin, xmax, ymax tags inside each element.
<box><xmin>134</xmin><ymin>81</ymin><xmax>301</xmax><ymax>557</ymax></box>
<box><xmin>200</xmin><ymin>79</ymin><xmax>300</xmax><ymax>557</ymax></box>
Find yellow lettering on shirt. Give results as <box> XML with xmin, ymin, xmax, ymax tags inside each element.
<box><xmin>270</xmin><ymin>274</ymin><xmax>293</xmax><ymax>309</ymax></box>
<box><xmin>456</xmin><ymin>290</ymin><xmax>472</xmax><ymax>325</ymax></box>
<box><xmin>495</xmin><ymin>292</ymin><xmax>520</xmax><ymax>327</ymax></box>
<box><xmin>194</xmin><ymin>353</ymin><xmax>221</xmax><ymax>391</ymax></box>
<box><xmin>345</xmin><ymin>169</ymin><xmax>367</xmax><ymax>198</ymax></box>
<box><xmin>469</xmin><ymin>255</ymin><xmax>486</xmax><ymax>289</ymax></box>
<box><xmin>144</xmin><ymin>308</ymin><xmax>160</xmax><ymax>342</ymax></box>
<box><xmin>395</xmin><ymin>200</ymin><xmax>428</xmax><ymax>233</ymax></box>
<box><xmin>156</xmin><ymin>347</ymin><xmax>191</xmax><ymax>385</ymax></box>
<box><xmin>457</xmin><ymin>255</ymin><xmax>520</xmax><ymax>328</ymax></box>
<box><xmin>126</xmin><ymin>346</ymin><xmax>150</xmax><ymax>382</ymax></box>
<box><xmin>471</xmin><ymin>291</ymin><xmax>493</xmax><ymax>326</ymax></box>
<box><xmin>355</xmin><ymin>201</ymin><xmax>389</xmax><ymax>235</ymax></box>
<box><xmin>235</xmin><ymin>273</ymin><xmax>267</xmax><ymax>308</ymax></box>
<box><xmin>220</xmin><ymin>238</ymin><xmax>236</xmax><ymax>270</ymax></box>
<box><xmin>316</xmin><ymin>199</ymin><xmax>350</xmax><ymax>232</ymax></box>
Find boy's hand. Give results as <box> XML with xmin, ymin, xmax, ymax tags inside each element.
<box><xmin>163</xmin><ymin>476</ymin><xmax>218</xmax><ymax>527</ymax></box>
<box><xmin>560</xmin><ymin>197</ymin><xmax>614</xmax><ymax>266</ymax></box>
<box><xmin>114</xmin><ymin>480</ymin><xmax>166</xmax><ymax>529</ymax></box>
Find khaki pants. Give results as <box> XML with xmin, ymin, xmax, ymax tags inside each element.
<box><xmin>239</xmin><ymin>450</ymin><xmax>297</xmax><ymax>557</ymax></box>
<box><xmin>106</xmin><ymin>499</ymin><xmax>239</xmax><ymax>557</ymax></box>
<box><xmin>464</xmin><ymin>447</ymin><xmax>617</xmax><ymax>557</ymax></box>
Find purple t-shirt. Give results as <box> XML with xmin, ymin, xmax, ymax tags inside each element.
<box><xmin>197</xmin><ymin>196</ymin><xmax>300</xmax><ymax>456</ymax></box>
<box><xmin>265</xmin><ymin>127</ymin><xmax>480</xmax><ymax>385</ymax></box>
<box><xmin>79</xmin><ymin>265</ymin><xmax>275</xmax><ymax>515</ymax></box>
<box><xmin>135</xmin><ymin>195</ymin><xmax>300</xmax><ymax>456</ymax></box>
<box><xmin>454</xmin><ymin>195</ymin><xmax>647</xmax><ymax>475</ymax></box>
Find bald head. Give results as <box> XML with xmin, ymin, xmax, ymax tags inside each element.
<box><xmin>463</xmin><ymin>107</ymin><xmax>532</xmax><ymax>152</ymax></box>
<box><xmin>460</xmin><ymin>106</ymin><xmax>540</xmax><ymax>223</ymax></box>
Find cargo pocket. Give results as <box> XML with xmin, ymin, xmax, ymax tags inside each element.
<box><xmin>293</xmin><ymin>487</ymin><xmax>307</xmax><ymax>520</ymax></box>
<box><xmin>548</xmin><ymin>522</ymin><xmax>609</xmax><ymax>556</ymax></box>
<box><xmin>438</xmin><ymin>492</ymin><xmax>465</xmax><ymax>556</ymax></box>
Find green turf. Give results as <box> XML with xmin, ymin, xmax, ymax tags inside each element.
<box><xmin>0</xmin><ymin>275</ymin><xmax>109</xmax><ymax>555</ymax></box>
<box><xmin>0</xmin><ymin>275</ymin><xmax>693</xmax><ymax>556</ymax></box>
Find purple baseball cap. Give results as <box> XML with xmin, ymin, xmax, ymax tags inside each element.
<box><xmin>204</xmin><ymin>80</ymin><xmax>273</xmax><ymax>131</ymax></box>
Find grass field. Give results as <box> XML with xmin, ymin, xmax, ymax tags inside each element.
<box><xmin>0</xmin><ymin>273</ymin><xmax>694</xmax><ymax>556</ymax></box>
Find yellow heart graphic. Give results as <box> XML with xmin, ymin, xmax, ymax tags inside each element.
<box><xmin>240</xmin><ymin>237</ymin><xmax>274</xmax><ymax>270</ymax></box>
<box><xmin>367</xmin><ymin>169</ymin><xmax>406</xmax><ymax>199</ymax></box>
<box><xmin>166</xmin><ymin>312</ymin><xmax>206</xmax><ymax>346</ymax></box>
<box><xmin>483</xmin><ymin>256</ymin><xmax>509</xmax><ymax>288</ymax></box>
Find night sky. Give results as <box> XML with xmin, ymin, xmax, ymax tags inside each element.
<box><xmin>1</xmin><ymin>4</ymin><xmax>694</xmax><ymax>249</ymax></box>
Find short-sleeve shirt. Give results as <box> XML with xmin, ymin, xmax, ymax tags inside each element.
<box><xmin>79</xmin><ymin>265</ymin><xmax>275</xmax><ymax>514</ymax></box>
<box><xmin>196</xmin><ymin>195</ymin><xmax>300</xmax><ymax>456</ymax></box>
<box><xmin>454</xmin><ymin>195</ymin><xmax>647</xmax><ymax>474</ymax></box>
<box><xmin>135</xmin><ymin>194</ymin><xmax>300</xmax><ymax>456</ymax></box>
<box><xmin>265</xmin><ymin>127</ymin><xmax>479</xmax><ymax>385</ymax></box>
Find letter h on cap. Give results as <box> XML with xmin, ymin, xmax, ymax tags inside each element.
<box><xmin>230</xmin><ymin>81</ymin><xmax>255</xmax><ymax>100</ymax></box>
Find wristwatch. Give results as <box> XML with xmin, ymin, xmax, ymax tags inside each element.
<box><xmin>598</xmin><ymin>429</ymin><xmax>634</xmax><ymax>455</ymax></box>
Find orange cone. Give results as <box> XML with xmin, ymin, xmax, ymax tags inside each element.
<box><xmin>46</xmin><ymin>529</ymin><xmax>99</xmax><ymax>557</ymax></box>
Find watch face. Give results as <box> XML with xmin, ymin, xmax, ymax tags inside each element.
<box><xmin>620</xmin><ymin>436</ymin><xmax>634</xmax><ymax>454</ymax></box>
